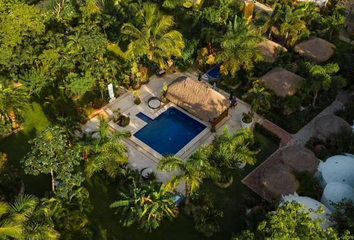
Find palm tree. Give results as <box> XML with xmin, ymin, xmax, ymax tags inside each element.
<box><xmin>110</xmin><ymin>180</ymin><xmax>177</xmax><ymax>232</ymax></box>
<box><xmin>273</xmin><ymin>5</ymin><xmax>308</xmax><ymax>47</ymax></box>
<box><xmin>217</xmin><ymin>16</ymin><xmax>263</xmax><ymax>77</ymax></box>
<box><xmin>80</xmin><ymin>117</ymin><xmax>129</xmax><ymax>178</ymax></box>
<box><xmin>157</xmin><ymin>147</ymin><xmax>219</xmax><ymax>203</ymax></box>
<box><xmin>243</xmin><ymin>85</ymin><xmax>272</xmax><ymax>113</ymax></box>
<box><xmin>0</xmin><ymin>83</ymin><xmax>28</xmax><ymax>129</ymax></box>
<box><xmin>208</xmin><ymin>126</ymin><xmax>256</xmax><ymax>183</ymax></box>
<box><xmin>121</xmin><ymin>3</ymin><xmax>185</xmax><ymax>69</ymax></box>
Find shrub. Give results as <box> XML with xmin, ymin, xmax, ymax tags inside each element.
<box><xmin>242</xmin><ymin>112</ymin><xmax>254</xmax><ymax>124</ymax></box>
<box><xmin>92</xmin><ymin>98</ymin><xmax>103</xmax><ymax>109</ymax></box>
<box><xmin>254</xmin><ymin>123</ymin><xmax>281</xmax><ymax>145</ymax></box>
<box><xmin>292</xmin><ymin>170</ymin><xmax>322</xmax><ymax>200</ymax></box>
<box><xmin>134</xmin><ymin>97</ymin><xmax>141</xmax><ymax>105</ymax></box>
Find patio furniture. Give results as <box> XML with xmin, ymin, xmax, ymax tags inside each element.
<box><xmin>156</xmin><ymin>69</ymin><xmax>166</xmax><ymax>77</ymax></box>
<box><xmin>140</xmin><ymin>167</ymin><xmax>153</xmax><ymax>181</ymax></box>
<box><xmin>148</xmin><ymin>97</ymin><xmax>161</xmax><ymax>109</ymax></box>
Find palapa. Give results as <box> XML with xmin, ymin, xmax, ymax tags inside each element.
<box><xmin>257</xmin><ymin>39</ymin><xmax>287</xmax><ymax>63</ymax></box>
<box><xmin>294</xmin><ymin>37</ymin><xmax>336</xmax><ymax>63</ymax></box>
<box><xmin>315</xmin><ymin>114</ymin><xmax>352</xmax><ymax>140</ymax></box>
<box><xmin>259</xmin><ymin>67</ymin><xmax>303</xmax><ymax>97</ymax></box>
<box><xmin>166</xmin><ymin>76</ymin><xmax>229</xmax><ymax>122</ymax></box>
<box><xmin>281</xmin><ymin>145</ymin><xmax>319</xmax><ymax>173</ymax></box>
<box><xmin>260</xmin><ymin>163</ymin><xmax>300</xmax><ymax>201</ymax></box>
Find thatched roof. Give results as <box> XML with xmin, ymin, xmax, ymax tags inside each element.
<box><xmin>315</xmin><ymin>114</ymin><xmax>352</xmax><ymax>140</ymax></box>
<box><xmin>260</xmin><ymin>163</ymin><xmax>300</xmax><ymax>200</ymax></box>
<box><xmin>166</xmin><ymin>77</ymin><xmax>229</xmax><ymax>122</ymax></box>
<box><xmin>281</xmin><ymin>145</ymin><xmax>319</xmax><ymax>173</ymax></box>
<box><xmin>259</xmin><ymin>67</ymin><xmax>303</xmax><ymax>97</ymax></box>
<box><xmin>257</xmin><ymin>40</ymin><xmax>287</xmax><ymax>63</ymax></box>
<box><xmin>294</xmin><ymin>37</ymin><xmax>336</xmax><ymax>63</ymax></box>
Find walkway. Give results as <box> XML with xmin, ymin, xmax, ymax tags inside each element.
<box><xmin>260</xmin><ymin>120</ymin><xmax>293</xmax><ymax>147</ymax></box>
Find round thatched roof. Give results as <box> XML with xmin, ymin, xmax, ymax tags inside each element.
<box><xmin>166</xmin><ymin>76</ymin><xmax>229</xmax><ymax>122</ymax></box>
<box><xmin>259</xmin><ymin>67</ymin><xmax>303</xmax><ymax>97</ymax></box>
<box><xmin>257</xmin><ymin>40</ymin><xmax>287</xmax><ymax>63</ymax></box>
<box><xmin>260</xmin><ymin>164</ymin><xmax>300</xmax><ymax>200</ymax></box>
<box><xmin>280</xmin><ymin>145</ymin><xmax>319</xmax><ymax>173</ymax></box>
<box><xmin>294</xmin><ymin>37</ymin><xmax>336</xmax><ymax>63</ymax></box>
<box><xmin>315</xmin><ymin>114</ymin><xmax>352</xmax><ymax>139</ymax></box>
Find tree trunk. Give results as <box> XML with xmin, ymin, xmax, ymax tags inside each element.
<box><xmin>50</xmin><ymin>168</ymin><xmax>55</xmax><ymax>193</ymax></box>
<box><xmin>312</xmin><ymin>90</ymin><xmax>318</xmax><ymax>107</ymax></box>
<box><xmin>184</xmin><ymin>182</ymin><xmax>189</xmax><ymax>205</ymax></box>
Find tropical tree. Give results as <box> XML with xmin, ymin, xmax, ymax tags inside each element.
<box><xmin>208</xmin><ymin>126</ymin><xmax>255</xmax><ymax>184</ymax></box>
<box><xmin>234</xmin><ymin>202</ymin><xmax>352</xmax><ymax>239</ymax></box>
<box><xmin>79</xmin><ymin>117</ymin><xmax>129</xmax><ymax>178</ymax></box>
<box><xmin>243</xmin><ymin>85</ymin><xmax>272</xmax><ymax>113</ymax></box>
<box><xmin>157</xmin><ymin>147</ymin><xmax>219</xmax><ymax>202</ymax></box>
<box><xmin>21</xmin><ymin>126</ymin><xmax>84</xmax><ymax>199</ymax></box>
<box><xmin>0</xmin><ymin>195</ymin><xmax>59</xmax><ymax>240</ymax></box>
<box><xmin>110</xmin><ymin>180</ymin><xmax>177</xmax><ymax>232</ymax></box>
<box><xmin>121</xmin><ymin>3</ymin><xmax>185</xmax><ymax>68</ymax></box>
<box><xmin>217</xmin><ymin>16</ymin><xmax>263</xmax><ymax>78</ymax></box>
<box><xmin>300</xmin><ymin>62</ymin><xmax>343</xmax><ymax>107</ymax></box>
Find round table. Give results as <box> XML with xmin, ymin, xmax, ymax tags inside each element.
<box><xmin>148</xmin><ymin>97</ymin><xmax>161</xmax><ymax>109</ymax></box>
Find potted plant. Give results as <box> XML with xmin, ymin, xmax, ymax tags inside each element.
<box><xmin>133</xmin><ymin>90</ymin><xmax>141</xmax><ymax>105</ymax></box>
<box><xmin>241</xmin><ymin>111</ymin><xmax>254</xmax><ymax>128</ymax></box>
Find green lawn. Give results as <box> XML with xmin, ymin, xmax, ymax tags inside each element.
<box><xmin>0</xmin><ymin>103</ymin><xmax>278</xmax><ymax>239</ymax></box>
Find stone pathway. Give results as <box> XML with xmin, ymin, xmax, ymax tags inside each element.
<box><xmin>261</xmin><ymin>120</ymin><xmax>293</xmax><ymax>147</ymax></box>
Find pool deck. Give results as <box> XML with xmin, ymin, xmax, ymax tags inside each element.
<box><xmin>81</xmin><ymin>68</ymin><xmax>256</xmax><ymax>193</ymax></box>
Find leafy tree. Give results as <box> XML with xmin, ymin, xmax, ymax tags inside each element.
<box><xmin>243</xmin><ymin>85</ymin><xmax>272</xmax><ymax>113</ymax></box>
<box><xmin>21</xmin><ymin>126</ymin><xmax>84</xmax><ymax>199</ymax></box>
<box><xmin>208</xmin><ymin>126</ymin><xmax>255</xmax><ymax>183</ymax></box>
<box><xmin>110</xmin><ymin>180</ymin><xmax>177</xmax><ymax>232</ymax></box>
<box><xmin>299</xmin><ymin>62</ymin><xmax>342</xmax><ymax>107</ymax></box>
<box><xmin>121</xmin><ymin>3</ymin><xmax>185</xmax><ymax>68</ymax></box>
<box><xmin>79</xmin><ymin>117</ymin><xmax>129</xmax><ymax>178</ymax></box>
<box><xmin>40</xmin><ymin>187</ymin><xmax>93</xmax><ymax>239</ymax></box>
<box><xmin>234</xmin><ymin>202</ymin><xmax>352</xmax><ymax>239</ymax></box>
<box><xmin>65</xmin><ymin>71</ymin><xmax>96</xmax><ymax>98</ymax></box>
<box><xmin>157</xmin><ymin>147</ymin><xmax>219</xmax><ymax>202</ymax></box>
<box><xmin>217</xmin><ymin>16</ymin><xmax>263</xmax><ymax>78</ymax></box>
<box><xmin>20</xmin><ymin>69</ymin><xmax>55</xmax><ymax>97</ymax></box>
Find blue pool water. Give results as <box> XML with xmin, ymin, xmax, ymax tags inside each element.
<box><xmin>134</xmin><ymin>107</ymin><xmax>206</xmax><ymax>155</ymax></box>
<box><xmin>207</xmin><ymin>65</ymin><xmax>221</xmax><ymax>80</ymax></box>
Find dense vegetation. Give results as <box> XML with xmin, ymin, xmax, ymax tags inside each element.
<box><xmin>0</xmin><ymin>0</ymin><xmax>354</xmax><ymax>239</ymax></box>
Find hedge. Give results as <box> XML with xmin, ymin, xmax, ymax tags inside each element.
<box><xmin>255</xmin><ymin>123</ymin><xmax>281</xmax><ymax>145</ymax></box>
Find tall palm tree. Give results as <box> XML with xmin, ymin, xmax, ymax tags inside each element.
<box><xmin>157</xmin><ymin>147</ymin><xmax>219</xmax><ymax>202</ymax></box>
<box><xmin>208</xmin><ymin>126</ymin><xmax>256</xmax><ymax>183</ymax></box>
<box><xmin>273</xmin><ymin>5</ymin><xmax>308</xmax><ymax>47</ymax></box>
<box><xmin>80</xmin><ymin>117</ymin><xmax>129</xmax><ymax>178</ymax></box>
<box><xmin>121</xmin><ymin>3</ymin><xmax>185</xmax><ymax>69</ymax></box>
<box><xmin>243</xmin><ymin>85</ymin><xmax>272</xmax><ymax>113</ymax></box>
<box><xmin>217</xmin><ymin>16</ymin><xmax>263</xmax><ymax>77</ymax></box>
<box><xmin>110</xmin><ymin>180</ymin><xmax>177</xmax><ymax>232</ymax></box>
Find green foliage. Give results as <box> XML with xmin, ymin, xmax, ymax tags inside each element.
<box><xmin>20</xmin><ymin>69</ymin><xmax>55</xmax><ymax>96</ymax></box>
<box><xmin>208</xmin><ymin>126</ymin><xmax>256</xmax><ymax>183</ymax></box>
<box><xmin>78</xmin><ymin>117</ymin><xmax>129</xmax><ymax>178</ymax></box>
<box><xmin>21</xmin><ymin>126</ymin><xmax>84</xmax><ymax>199</ymax></box>
<box><xmin>242</xmin><ymin>85</ymin><xmax>272</xmax><ymax>113</ymax></box>
<box><xmin>254</xmin><ymin>123</ymin><xmax>281</xmax><ymax>145</ymax></box>
<box><xmin>292</xmin><ymin>170</ymin><xmax>322</xmax><ymax>200</ymax></box>
<box><xmin>110</xmin><ymin>180</ymin><xmax>177</xmax><ymax>232</ymax></box>
<box><xmin>234</xmin><ymin>202</ymin><xmax>352</xmax><ymax>239</ymax></box>
<box><xmin>66</xmin><ymin>72</ymin><xmax>96</xmax><ymax>97</ymax></box>
<box><xmin>218</xmin><ymin>16</ymin><xmax>263</xmax><ymax>77</ymax></box>
<box><xmin>335</xmin><ymin>101</ymin><xmax>354</xmax><ymax>125</ymax></box>
<box><xmin>331</xmin><ymin>199</ymin><xmax>354</xmax><ymax>236</ymax></box>
<box><xmin>242</xmin><ymin>112</ymin><xmax>254</xmax><ymax>124</ymax></box>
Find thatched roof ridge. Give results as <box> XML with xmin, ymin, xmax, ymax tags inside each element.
<box><xmin>166</xmin><ymin>77</ymin><xmax>229</xmax><ymax>122</ymax></box>
<box><xmin>294</xmin><ymin>37</ymin><xmax>336</xmax><ymax>63</ymax></box>
<box><xmin>315</xmin><ymin>114</ymin><xmax>352</xmax><ymax>140</ymax></box>
<box><xmin>257</xmin><ymin>40</ymin><xmax>287</xmax><ymax>63</ymax></box>
<box><xmin>281</xmin><ymin>145</ymin><xmax>319</xmax><ymax>173</ymax></box>
<box><xmin>259</xmin><ymin>67</ymin><xmax>303</xmax><ymax>97</ymax></box>
<box><xmin>260</xmin><ymin>163</ymin><xmax>300</xmax><ymax>201</ymax></box>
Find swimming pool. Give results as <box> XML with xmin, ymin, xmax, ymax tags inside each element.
<box><xmin>206</xmin><ymin>65</ymin><xmax>221</xmax><ymax>81</ymax></box>
<box><xmin>134</xmin><ymin>107</ymin><xmax>206</xmax><ymax>155</ymax></box>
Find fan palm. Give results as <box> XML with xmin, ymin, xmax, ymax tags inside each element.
<box><xmin>243</xmin><ymin>85</ymin><xmax>272</xmax><ymax>113</ymax></box>
<box><xmin>157</xmin><ymin>147</ymin><xmax>219</xmax><ymax>202</ymax></box>
<box><xmin>121</xmin><ymin>3</ymin><xmax>185</xmax><ymax>68</ymax></box>
<box><xmin>81</xmin><ymin>117</ymin><xmax>129</xmax><ymax>178</ymax></box>
<box><xmin>217</xmin><ymin>16</ymin><xmax>263</xmax><ymax>77</ymax></box>
<box><xmin>208</xmin><ymin>126</ymin><xmax>256</xmax><ymax>183</ymax></box>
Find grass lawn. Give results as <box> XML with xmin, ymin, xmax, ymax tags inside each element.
<box><xmin>0</xmin><ymin>102</ymin><xmax>278</xmax><ymax>239</ymax></box>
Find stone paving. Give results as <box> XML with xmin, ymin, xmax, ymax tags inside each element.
<box><xmin>261</xmin><ymin>120</ymin><xmax>293</xmax><ymax>147</ymax></box>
